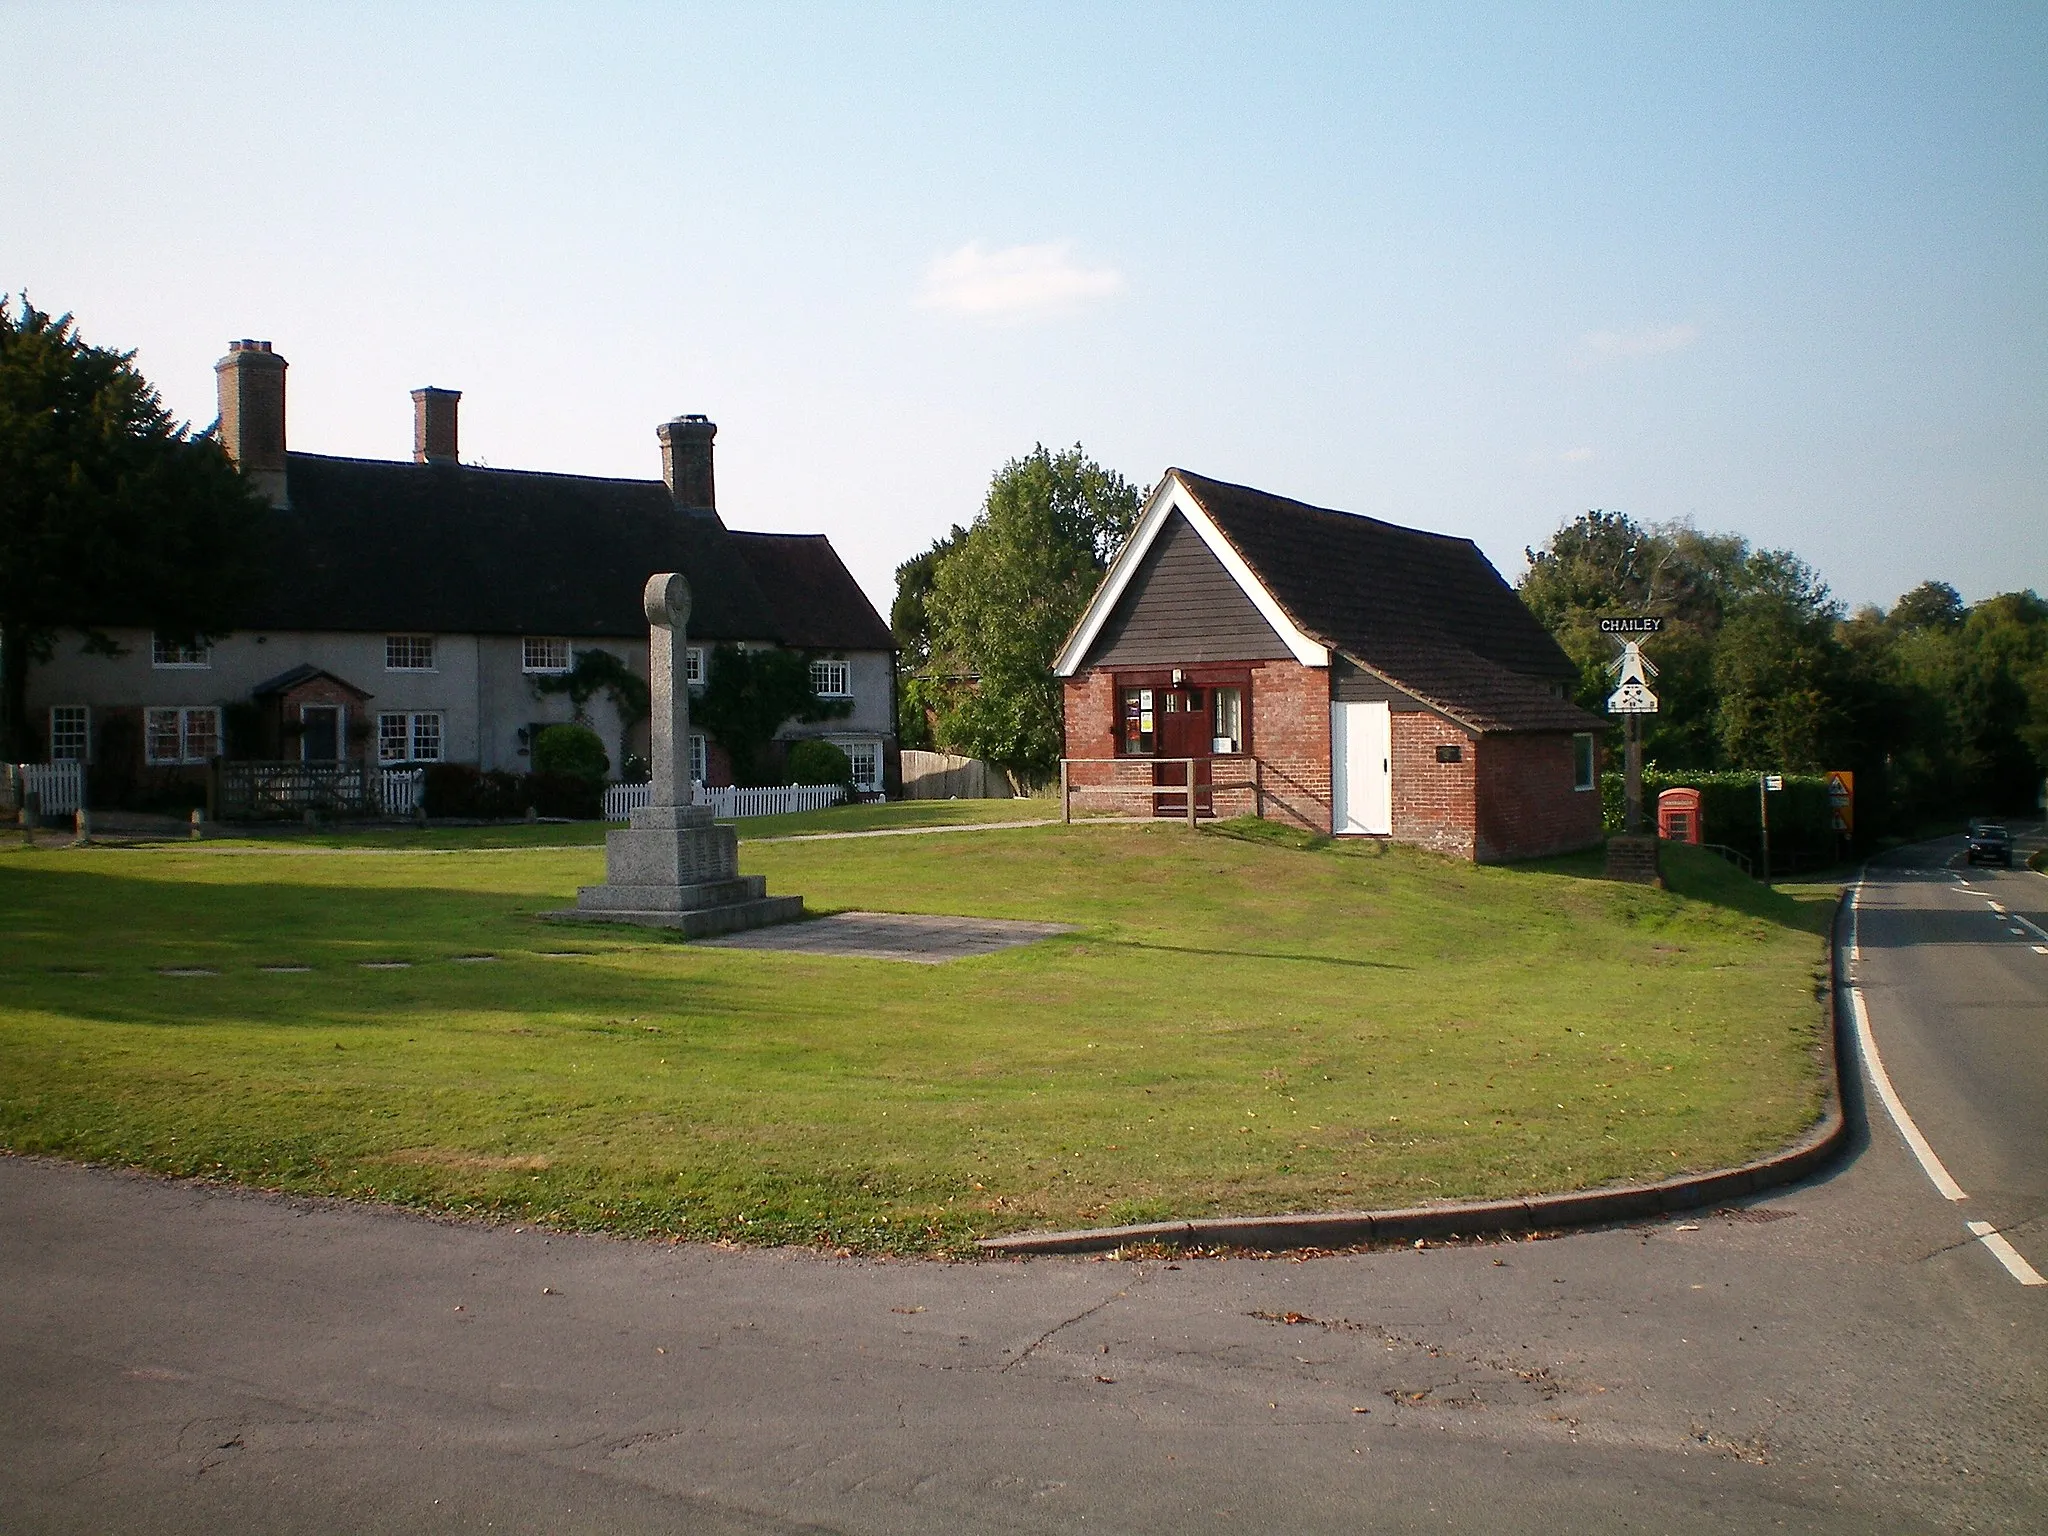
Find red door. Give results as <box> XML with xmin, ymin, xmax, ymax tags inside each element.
<box><xmin>1151</xmin><ymin>686</ymin><xmax>1213</xmax><ymax>818</ymax></box>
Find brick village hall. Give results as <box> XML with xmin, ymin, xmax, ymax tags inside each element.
<box><xmin>1056</xmin><ymin>469</ymin><xmax>1606</xmax><ymax>863</ymax></box>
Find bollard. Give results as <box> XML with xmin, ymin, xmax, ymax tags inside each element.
<box><xmin>20</xmin><ymin>790</ymin><xmax>41</xmax><ymax>846</ymax></box>
<box><xmin>525</xmin><ymin>805</ymin><xmax>539</xmax><ymax>824</ymax></box>
<box><xmin>189</xmin><ymin>807</ymin><xmax>205</xmax><ymax>840</ymax></box>
<box><xmin>74</xmin><ymin>808</ymin><xmax>91</xmax><ymax>845</ymax></box>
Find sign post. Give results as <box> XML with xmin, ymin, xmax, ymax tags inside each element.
<box><xmin>1600</xmin><ymin>618</ymin><xmax>1663</xmax><ymax>835</ymax></box>
<box><xmin>1758</xmin><ymin>773</ymin><xmax>1783</xmax><ymax>882</ymax></box>
<box><xmin>1826</xmin><ymin>770</ymin><xmax>1854</xmax><ymax>860</ymax></box>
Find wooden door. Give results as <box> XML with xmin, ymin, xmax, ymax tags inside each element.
<box><xmin>301</xmin><ymin>705</ymin><xmax>341</xmax><ymax>762</ymax></box>
<box><xmin>1330</xmin><ymin>701</ymin><xmax>1391</xmax><ymax>834</ymax></box>
<box><xmin>1151</xmin><ymin>686</ymin><xmax>1213</xmax><ymax>818</ymax></box>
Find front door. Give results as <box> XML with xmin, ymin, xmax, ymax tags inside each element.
<box><xmin>301</xmin><ymin>705</ymin><xmax>342</xmax><ymax>762</ymax></box>
<box><xmin>1331</xmin><ymin>701</ymin><xmax>1391</xmax><ymax>835</ymax></box>
<box><xmin>1151</xmin><ymin>685</ymin><xmax>1213</xmax><ymax>818</ymax></box>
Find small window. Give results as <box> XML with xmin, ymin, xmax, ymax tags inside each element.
<box><xmin>689</xmin><ymin>732</ymin><xmax>707</xmax><ymax>785</ymax></box>
<box><xmin>810</xmin><ymin>659</ymin><xmax>850</xmax><ymax>698</ymax></box>
<box><xmin>151</xmin><ymin>636</ymin><xmax>211</xmax><ymax>668</ymax></box>
<box><xmin>522</xmin><ymin>637</ymin><xmax>571</xmax><ymax>674</ymax></box>
<box><xmin>50</xmin><ymin>706</ymin><xmax>89</xmax><ymax>763</ymax></box>
<box><xmin>1212</xmin><ymin>687</ymin><xmax>1242</xmax><ymax>754</ymax></box>
<box><xmin>1436</xmin><ymin>743</ymin><xmax>1463</xmax><ymax>764</ymax></box>
<box><xmin>1120</xmin><ymin>687</ymin><xmax>1155</xmax><ymax>755</ymax></box>
<box><xmin>385</xmin><ymin>634</ymin><xmax>435</xmax><ymax>671</ymax></box>
<box><xmin>686</xmin><ymin>647</ymin><xmax>705</xmax><ymax>686</ymax></box>
<box><xmin>144</xmin><ymin>706</ymin><xmax>220</xmax><ymax>765</ymax></box>
<box><xmin>1573</xmin><ymin>732</ymin><xmax>1596</xmax><ymax>791</ymax></box>
<box><xmin>379</xmin><ymin>711</ymin><xmax>444</xmax><ymax>763</ymax></box>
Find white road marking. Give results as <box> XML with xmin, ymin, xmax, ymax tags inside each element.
<box><xmin>1853</xmin><ymin>874</ymin><xmax>2048</xmax><ymax>1289</ymax></box>
<box><xmin>1848</xmin><ymin>885</ymin><xmax>1969</xmax><ymax>1202</ymax></box>
<box><xmin>2033</xmin><ymin>945</ymin><xmax>2048</xmax><ymax>956</ymax></box>
<box><xmin>1966</xmin><ymin>1222</ymin><xmax>2048</xmax><ymax>1286</ymax></box>
<box><xmin>1988</xmin><ymin>901</ymin><xmax>2007</xmax><ymax>914</ymax></box>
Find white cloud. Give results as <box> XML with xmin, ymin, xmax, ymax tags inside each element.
<box><xmin>915</xmin><ymin>240</ymin><xmax>1124</xmax><ymax>322</ymax></box>
<box><xmin>1577</xmin><ymin>322</ymin><xmax>1701</xmax><ymax>362</ymax></box>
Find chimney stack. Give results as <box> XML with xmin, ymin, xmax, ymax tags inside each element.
<box><xmin>215</xmin><ymin>340</ymin><xmax>288</xmax><ymax>507</ymax></box>
<box><xmin>657</xmin><ymin>415</ymin><xmax>718</xmax><ymax>518</ymax></box>
<box><xmin>411</xmin><ymin>387</ymin><xmax>461</xmax><ymax>465</ymax></box>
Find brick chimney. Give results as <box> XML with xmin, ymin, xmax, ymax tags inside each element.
<box><xmin>411</xmin><ymin>387</ymin><xmax>461</xmax><ymax>464</ymax></box>
<box><xmin>657</xmin><ymin>415</ymin><xmax>718</xmax><ymax>518</ymax></box>
<box><xmin>215</xmin><ymin>340</ymin><xmax>288</xmax><ymax>507</ymax></box>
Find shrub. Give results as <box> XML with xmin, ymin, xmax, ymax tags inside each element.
<box><xmin>421</xmin><ymin>763</ymin><xmax>604</xmax><ymax>820</ymax></box>
<box><xmin>532</xmin><ymin>724</ymin><xmax>609</xmax><ymax>782</ymax></box>
<box><xmin>786</xmin><ymin>738</ymin><xmax>853</xmax><ymax>791</ymax></box>
<box><xmin>1602</xmin><ymin>768</ymin><xmax>1839</xmax><ymax>869</ymax></box>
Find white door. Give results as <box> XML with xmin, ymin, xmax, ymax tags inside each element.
<box><xmin>1331</xmin><ymin>701</ymin><xmax>1392</xmax><ymax>835</ymax></box>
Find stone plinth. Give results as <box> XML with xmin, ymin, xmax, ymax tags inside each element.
<box><xmin>1604</xmin><ymin>833</ymin><xmax>1663</xmax><ymax>886</ymax></box>
<box><xmin>542</xmin><ymin>571</ymin><xmax>803</xmax><ymax>937</ymax></box>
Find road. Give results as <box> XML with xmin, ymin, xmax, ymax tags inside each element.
<box><xmin>3</xmin><ymin>834</ymin><xmax>2043</xmax><ymax>1533</ymax></box>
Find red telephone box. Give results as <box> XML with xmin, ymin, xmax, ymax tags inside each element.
<box><xmin>1658</xmin><ymin>787</ymin><xmax>1702</xmax><ymax>844</ymax></box>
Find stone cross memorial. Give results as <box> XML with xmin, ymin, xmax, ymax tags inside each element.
<box><xmin>554</xmin><ymin>573</ymin><xmax>804</xmax><ymax>934</ymax></box>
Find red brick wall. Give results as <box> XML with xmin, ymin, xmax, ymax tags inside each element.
<box><xmin>1246</xmin><ymin>659</ymin><xmax>1330</xmax><ymax>832</ymax></box>
<box><xmin>1473</xmin><ymin>732</ymin><xmax>1603</xmax><ymax>861</ymax></box>
<box><xmin>279</xmin><ymin>679</ymin><xmax>370</xmax><ymax>761</ymax></box>
<box><xmin>1390</xmin><ymin>712</ymin><xmax>1478</xmax><ymax>858</ymax></box>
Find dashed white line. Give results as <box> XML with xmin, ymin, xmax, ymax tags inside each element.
<box><xmin>1966</xmin><ymin>1222</ymin><xmax>2048</xmax><ymax>1286</ymax></box>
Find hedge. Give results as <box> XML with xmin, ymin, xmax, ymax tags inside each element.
<box><xmin>422</xmin><ymin>765</ymin><xmax>604</xmax><ymax>820</ymax></box>
<box><xmin>1602</xmin><ymin>769</ymin><xmax>1842</xmax><ymax>870</ymax></box>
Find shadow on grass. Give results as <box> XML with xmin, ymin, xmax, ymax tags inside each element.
<box><xmin>1099</xmin><ymin>937</ymin><xmax>1411</xmax><ymax>972</ymax></box>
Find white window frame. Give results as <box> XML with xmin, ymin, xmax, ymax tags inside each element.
<box><xmin>378</xmin><ymin>711</ymin><xmax>445</xmax><ymax>764</ymax></box>
<box><xmin>385</xmin><ymin>634</ymin><xmax>436</xmax><ymax>672</ymax></box>
<box><xmin>522</xmin><ymin>637</ymin><xmax>572</xmax><ymax>674</ymax></box>
<box><xmin>1573</xmin><ymin>733</ymin><xmax>1597</xmax><ymax>791</ymax></box>
<box><xmin>686</xmin><ymin>646</ymin><xmax>705</xmax><ymax>686</ymax></box>
<box><xmin>144</xmin><ymin>706</ymin><xmax>221</xmax><ymax>765</ymax></box>
<box><xmin>1212</xmin><ymin>686</ymin><xmax>1243</xmax><ymax>755</ymax></box>
<box><xmin>689</xmin><ymin>731</ymin><xmax>708</xmax><ymax>786</ymax></box>
<box><xmin>50</xmin><ymin>706</ymin><xmax>89</xmax><ymax>763</ymax></box>
<box><xmin>151</xmin><ymin>636</ymin><xmax>211</xmax><ymax>669</ymax></box>
<box><xmin>810</xmin><ymin>658</ymin><xmax>851</xmax><ymax>698</ymax></box>
<box><xmin>829</xmin><ymin>736</ymin><xmax>882</xmax><ymax>793</ymax></box>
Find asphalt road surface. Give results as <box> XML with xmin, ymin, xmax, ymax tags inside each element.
<box><xmin>4</xmin><ymin>834</ymin><xmax>2043</xmax><ymax>1534</ymax></box>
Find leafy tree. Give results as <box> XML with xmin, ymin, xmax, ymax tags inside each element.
<box><xmin>786</xmin><ymin>737</ymin><xmax>854</xmax><ymax>794</ymax></box>
<box><xmin>922</xmin><ymin>444</ymin><xmax>1143</xmax><ymax>780</ymax></box>
<box><xmin>531</xmin><ymin>723</ymin><xmax>609</xmax><ymax>783</ymax></box>
<box><xmin>692</xmin><ymin>645</ymin><xmax>850</xmax><ymax>786</ymax></box>
<box><xmin>890</xmin><ymin>524</ymin><xmax>968</xmax><ymax>750</ymax></box>
<box><xmin>0</xmin><ymin>297</ymin><xmax>264</xmax><ymax>759</ymax></box>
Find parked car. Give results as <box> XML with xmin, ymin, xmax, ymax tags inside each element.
<box><xmin>1966</xmin><ymin>821</ymin><xmax>2013</xmax><ymax>867</ymax></box>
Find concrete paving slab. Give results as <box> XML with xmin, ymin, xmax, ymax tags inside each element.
<box><xmin>693</xmin><ymin>909</ymin><xmax>1074</xmax><ymax>962</ymax></box>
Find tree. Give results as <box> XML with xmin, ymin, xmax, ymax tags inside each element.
<box><xmin>890</xmin><ymin>524</ymin><xmax>968</xmax><ymax>750</ymax></box>
<box><xmin>691</xmin><ymin>645</ymin><xmax>851</xmax><ymax>786</ymax></box>
<box><xmin>529</xmin><ymin>647</ymin><xmax>649</xmax><ymax>771</ymax></box>
<box><xmin>0</xmin><ymin>298</ymin><xmax>264</xmax><ymax>759</ymax></box>
<box><xmin>921</xmin><ymin>444</ymin><xmax>1143</xmax><ymax>781</ymax></box>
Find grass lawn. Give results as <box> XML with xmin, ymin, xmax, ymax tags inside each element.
<box><xmin>0</xmin><ymin>819</ymin><xmax>1834</xmax><ymax>1254</ymax></box>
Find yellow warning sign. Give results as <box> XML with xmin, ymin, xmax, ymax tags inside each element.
<box><xmin>1826</xmin><ymin>770</ymin><xmax>1854</xmax><ymax>834</ymax></box>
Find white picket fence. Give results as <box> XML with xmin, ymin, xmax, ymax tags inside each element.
<box><xmin>5</xmin><ymin>761</ymin><xmax>86</xmax><ymax>816</ymax></box>
<box><xmin>378</xmin><ymin>768</ymin><xmax>425</xmax><ymax>816</ymax></box>
<box><xmin>602</xmin><ymin>782</ymin><xmax>846</xmax><ymax>821</ymax></box>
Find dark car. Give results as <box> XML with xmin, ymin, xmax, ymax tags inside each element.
<box><xmin>1966</xmin><ymin>821</ymin><xmax>2013</xmax><ymax>867</ymax></box>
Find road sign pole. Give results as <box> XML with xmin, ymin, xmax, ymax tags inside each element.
<box><xmin>1624</xmin><ymin>713</ymin><xmax>1643</xmax><ymax>834</ymax></box>
<box><xmin>1758</xmin><ymin>773</ymin><xmax>1771</xmax><ymax>885</ymax></box>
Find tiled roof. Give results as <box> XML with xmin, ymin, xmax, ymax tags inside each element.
<box><xmin>245</xmin><ymin>454</ymin><xmax>779</xmax><ymax>642</ymax></box>
<box><xmin>728</xmin><ymin>532</ymin><xmax>895</xmax><ymax>652</ymax></box>
<box><xmin>1172</xmin><ymin>470</ymin><xmax>1599</xmax><ymax>734</ymax></box>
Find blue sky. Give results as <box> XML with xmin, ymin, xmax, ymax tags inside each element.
<box><xmin>7</xmin><ymin>3</ymin><xmax>2043</xmax><ymax>618</ymax></box>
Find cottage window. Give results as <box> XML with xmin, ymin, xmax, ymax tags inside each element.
<box><xmin>379</xmin><ymin>711</ymin><xmax>444</xmax><ymax>763</ymax></box>
<box><xmin>522</xmin><ymin>637</ymin><xmax>571</xmax><ymax>674</ymax></box>
<box><xmin>144</xmin><ymin>706</ymin><xmax>220</xmax><ymax>765</ymax></box>
<box><xmin>810</xmin><ymin>659</ymin><xmax>850</xmax><ymax>698</ymax></box>
<box><xmin>385</xmin><ymin>634</ymin><xmax>436</xmax><ymax>671</ymax></box>
<box><xmin>686</xmin><ymin>647</ymin><xmax>705</xmax><ymax>686</ymax></box>
<box><xmin>151</xmin><ymin>636</ymin><xmax>211</xmax><ymax>669</ymax></box>
<box><xmin>689</xmin><ymin>732</ymin><xmax>707</xmax><ymax>785</ymax></box>
<box><xmin>1573</xmin><ymin>732</ymin><xmax>1596</xmax><ymax>791</ymax></box>
<box><xmin>1120</xmin><ymin>688</ymin><xmax>1155</xmax><ymax>754</ymax></box>
<box><xmin>832</xmin><ymin>737</ymin><xmax>881</xmax><ymax>793</ymax></box>
<box><xmin>1211</xmin><ymin>687</ymin><xmax>1242</xmax><ymax>754</ymax></box>
<box><xmin>50</xmin><ymin>707</ymin><xmax>89</xmax><ymax>763</ymax></box>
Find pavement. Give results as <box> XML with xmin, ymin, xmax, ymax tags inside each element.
<box><xmin>694</xmin><ymin>910</ymin><xmax>1074</xmax><ymax>963</ymax></box>
<box><xmin>4</xmin><ymin>833</ymin><xmax>2044</xmax><ymax>1533</ymax></box>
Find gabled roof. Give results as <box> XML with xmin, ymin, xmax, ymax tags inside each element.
<box><xmin>1059</xmin><ymin>469</ymin><xmax>1598</xmax><ymax>734</ymax></box>
<box><xmin>728</xmin><ymin>532</ymin><xmax>895</xmax><ymax>652</ymax></box>
<box><xmin>247</xmin><ymin>454</ymin><xmax>782</xmax><ymax>642</ymax></box>
<box><xmin>250</xmin><ymin>663</ymin><xmax>372</xmax><ymax>700</ymax></box>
